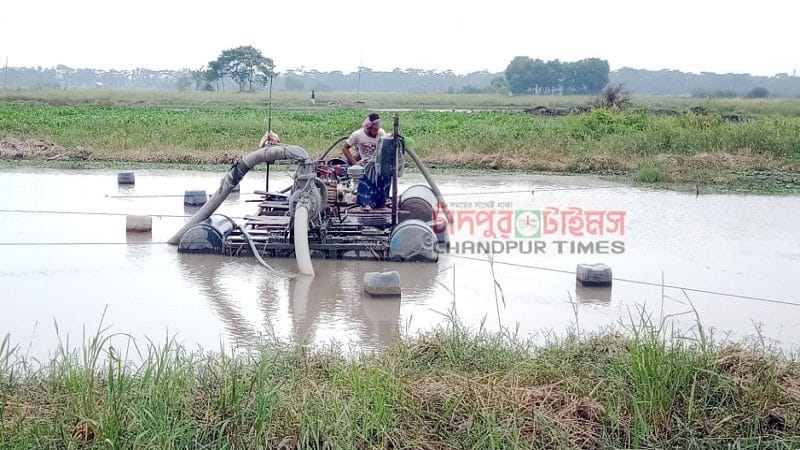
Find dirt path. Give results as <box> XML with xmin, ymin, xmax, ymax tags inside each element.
<box><xmin>0</xmin><ymin>138</ymin><xmax>91</xmax><ymax>160</ymax></box>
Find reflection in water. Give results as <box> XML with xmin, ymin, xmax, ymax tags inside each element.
<box><xmin>176</xmin><ymin>254</ymin><xmax>438</xmax><ymax>350</ymax></box>
<box><xmin>177</xmin><ymin>255</ymin><xmax>263</xmax><ymax>346</ymax></box>
<box><xmin>184</xmin><ymin>204</ymin><xmax>203</xmax><ymax>216</ymax></box>
<box><xmin>125</xmin><ymin>230</ymin><xmax>154</xmax><ymax>262</ymax></box>
<box><xmin>125</xmin><ymin>230</ymin><xmax>153</xmax><ymax>243</ymax></box>
<box><xmin>575</xmin><ymin>284</ymin><xmax>612</xmax><ymax>304</ymax></box>
<box><xmin>362</xmin><ymin>295</ymin><xmax>402</xmax><ymax>347</ymax></box>
<box><xmin>289</xmin><ymin>273</ymin><xmax>402</xmax><ymax>348</ymax></box>
<box><xmin>117</xmin><ymin>184</ymin><xmax>135</xmax><ymax>195</ymax></box>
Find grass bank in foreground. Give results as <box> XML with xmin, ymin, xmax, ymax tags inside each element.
<box><xmin>1</xmin><ymin>319</ymin><xmax>799</xmax><ymax>449</ymax></box>
<box><xmin>1</xmin><ymin>100</ymin><xmax>799</xmax><ymax>193</ymax></box>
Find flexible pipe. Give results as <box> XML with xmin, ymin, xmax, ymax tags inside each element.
<box><xmin>315</xmin><ymin>135</ymin><xmax>349</xmax><ymax>161</ymax></box>
<box><xmin>167</xmin><ymin>145</ymin><xmax>308</xmax><ymax>245</ymax></box>
<box><xmin>293</xmin><ymin>203</ymin><xmax>314</xmax><ymax>276</ymax></box>
<box><xmin>404</xmin><ymin>147</ymin><xmax>453</xmax><ymax>225</ymax></box>
<box><xmin>213</xmin><ymin>213</ymin><xmax>297</xmax><ymax>278</ymax></box>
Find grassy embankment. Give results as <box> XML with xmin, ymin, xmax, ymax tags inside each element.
<box><xmin>1</xmin><ymin>316</ymin><xmax>799</xmax><ymax>449</ymax></box>
<box><xmin>1</xmin><ymin>90</ymin><xmax>799</xmax><ymax>193</ymax></box>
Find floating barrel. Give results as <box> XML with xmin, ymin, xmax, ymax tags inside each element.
<box><xmin>117</xmin><ymin>172</ymin><xmax>135</xmax><ymax>184</ymax></box>
<box><xmin>576</xmin><ymin>263</ymin><xmax>613</xmax><ymax>287</ymax></box>
<box><xmin>363</xmin><ymin>271</ymin><xmax>401</xmax><ymax>296</ymax></box>
<box><xmin>125</xmin><ymin>215</ymin><xmax>152</xmax><ymax>232</ymax></box>
<box><xmin>400</xmin><ymin>185</ymin><xmax>449</xmax><ymax>248</ymax></box>
<box><xmin>389</xmin><ymin>219</ymin><xmax>437</xmax><ymax>262</ymax></box>
<box><xmin>399</xmin><ymin>184</ymin><xmax>437</xmax><ymax>222</ymax></box>
<box><xmin>177</xmin><ymin>215</ymin><xmax>234</xmax><ymax>254</ymax></box>
<box><xmin>183</xmin><ymin>190</ymin><xmax>207</xmax><ymax>206</ymax></box>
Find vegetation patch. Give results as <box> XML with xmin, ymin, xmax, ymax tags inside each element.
<box><xmin>633</xmin><ymin>160</ymin><xmax>669</xmax><ymax>183</ymax></box>
<box><xmin>1</xmin><ymin>318</ymin><xmax>800</xmax><ymax>449</ymax></box>
<box><xmin>2</xmin><ymin>92</ymin><xmax>800</xmax><ymax>193</ymax></box>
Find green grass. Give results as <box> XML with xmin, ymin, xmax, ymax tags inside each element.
<box><xmin>0</xmin><ymin>89</ymin><xmax>594</xmax><ymax>110</ymax></box>
<box><xmin>5</xmin><ymin>89</ymin><xmax>800</xmax><ymax>116</ymax></box>
<box><xmin>633</xmin><ymin>160</ymin><xmax>669</xmax><ymax>183</ymax></box>
<box><xmin>2</xmin><ymin>90</ymin><xmax>800</xmax><ymax>193</ymax></box>
<box><xmin>1</xmin><ymin>315</ymin><xmax>799</xmax><ymax>449</ymax></box>
<box><xmin>3</xmin><ymin>104</ymin><xmax>799</xmax><ymax>159</ymax></box>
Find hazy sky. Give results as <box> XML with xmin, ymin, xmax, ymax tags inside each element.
<box><xmin>2</xmin><ymin>0</ymin><xmax>797</xmax><ymax>76</ymax></box>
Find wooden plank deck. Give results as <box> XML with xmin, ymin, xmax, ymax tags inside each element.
<box><xmin>243</xmin><ymin>215</ymin><xmax>291</xmax><ymax>226</ymax></box>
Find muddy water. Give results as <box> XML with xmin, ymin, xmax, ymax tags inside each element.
<box><xmin>1</xmin><ymin>168</ymin><xmax>799</xmax><ymax>357</ymax></box>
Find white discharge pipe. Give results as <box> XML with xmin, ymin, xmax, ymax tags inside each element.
<box><xmin>293</xmin><ymin>203</ymin><xmax>314</xmax><ymax>276</ymax></box>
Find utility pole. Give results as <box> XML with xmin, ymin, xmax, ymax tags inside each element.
<box><xmin>355</xmin><ymin>55</ymin><xmax>363</xmax><ymax>97</ymax></box>
<box><xmin>265</xmin><ymin>71</ymin><xmax>274</xmax><ymax>193</ymax></box>
<box><xmin>356</xmin><ymin>66</ymin><xmax>362</xmax><ymax>96</ymax></box>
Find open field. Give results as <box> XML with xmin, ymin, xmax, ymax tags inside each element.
<box><xmin>5</xmin><ymin>89</ymin><xmax>800</xmax><ymax>115</ymax></box>
<box><xmin>2</xmin><ymin>89</ymin><xmax>799</xmax><ymax>193</ymax></box>
<box><xmin>1</xmin><ymin>318</ymin><xmax>799</xmax><ymax>449</ymax></box>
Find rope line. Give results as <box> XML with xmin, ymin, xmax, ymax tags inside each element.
<box><xmin>0</xmin><ymin>239</ymin><xmax>792</xmax><ymax>308</ymax></box>
<box><xmin>0</xmin><ymin>208</ymin><xmax>189</xmax><ymax>218</ymax></box>
<box><xmin>0</xmin><ymin>241</ymin><xmax>169</xmax><ymax>246</ymax></box>
<box><xmin>100</xmin><ymin>186</ymin><xmax>618</xmax><ymax>199</ymax></box>
<box><xmin>441</xmin><ymin>186</ymin><xmax>617</xmax><ymax>196</ymax></box>
<box><xmin>0</xmin><ymin>208</ymin><xmax>245</xmax><ymax>220</ymax></box>
<box><xmin>107</xmin><ymin>194</ymin><xmax>196</xmax><ymax>198</ymax></box>
<box><xmin>1</xmin><ymin>206</ymin><xmax>793</xmax><ymax>308</ymax></box>
<box><xmin>444</xmin><ymin>254</ymin><xmax>799</xmax><ymax>308</ymax></box>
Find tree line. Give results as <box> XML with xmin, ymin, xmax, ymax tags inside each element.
<box><xmin>609</xmin><ymin>67</ymin><xmax>799</xmax><ymax>98</ymax></box>
<box><xmin>503</xmin><ymin>57</ymin><xmax>610</xmax><ymax>95</ymax></box>
<box><xmin>192</xmin><ymin>48</ymin><xmax>612</xmax><ymax>96</ymax></box>
<box><xmin>4</xmin><ymin>45</ymin><xmax>800</xmax><ymax>97</ymax></box>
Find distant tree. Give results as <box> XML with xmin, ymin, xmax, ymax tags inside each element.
<box><xmin>583</xmin><ymin>58</ymin><xmax>610</xmax><ymax>94</ymax></box>
<box><xmin>528</xmin><ymin>59</ymin><xmax>549</xmax><ymax>94</ymax></box>
<box><xmin>544</xmin><ymin>59</ymin><xmax>563</xmax><ymax>94</ymax></box>
<box><xmin>176</xmin><ymin>75</ymin><xmax>192</xmax><ymax>92</ymax></box>
<box><xmin>505</xmin><ymin>56</ymin><xmax>535</xmax><ymax>95</ymax></box>
<box><xmin>190</xmin><ymin>66</ymin><xmax>206</xmax><ymax>91</ymax></box>
<box><xmin>55</xmin><ymin>64</ymin><xmax>73</xmax><ymax>90</ymax></box>
<box><xmin>208</xmin><ymin>46</ymin><xmax>274</xmax><ymax>92</ymax></box>
<box><xmin>746</xmin><ymin>86</ymin><xmax>769</xmax><ymax>98</ymax></box>
<box><xmin>206</xmin><ymin>60</ymin><xmax>223</xmax><ymax>91</ymax></box>
<box><xmin>489</xmin><ymin>76</ymin><xmax>508</xmax><ymax>94</ymax></box>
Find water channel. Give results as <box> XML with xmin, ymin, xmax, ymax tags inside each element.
<box><xmin>1</xmin><ymin>168</ymin><xmax>798</xmax><ymax>358</ymax></box>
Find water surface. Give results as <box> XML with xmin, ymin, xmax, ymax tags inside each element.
<box><xmin>1</xmin><ymin>168</ymin><xmax>798</xmax><ymax>357</ymax></box>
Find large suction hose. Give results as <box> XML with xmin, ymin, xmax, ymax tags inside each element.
<box><xmin>167</xmin><ymin>145</ymin><xmax>309</xmax><ymax>245</ymax></box>
<box><xmin>404</xmin><ymin>147</ymin><xmax>453</xmax><ymax>225</ymax></box>
<box><xmin>293</xmin><ymin>203</ymin><xmax>314</xmax><ymax>276</ymax></box>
